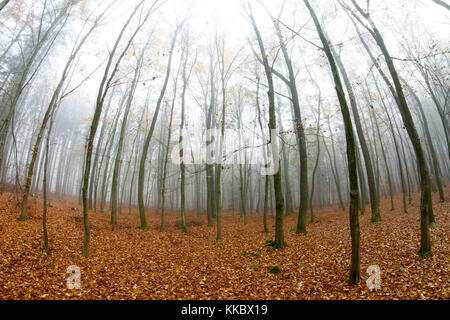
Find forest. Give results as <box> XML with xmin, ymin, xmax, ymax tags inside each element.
<box><xmin>0</xmin><ymin>0</ymin><xmax>448</xmax><ymax>301</ymax></box>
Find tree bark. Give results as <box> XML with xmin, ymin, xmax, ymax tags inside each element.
<box><xmin>137</xmin><ymin>26</ymin><xmax>181</xmax><ymax>229</ymax></box>
<box><xmin>305</xmin><ymin>0</ymin><xmax>360</xmax><ymax>284</ymax></box>
<box><xmin>348</xmin><ymin>0</ymin><xmax>433</xmax><ymax>257</ymax></box>
<box><xmin>248</xmin><ymin>3</ymin><xmax>285</xmax><ymax>248</ymax></box>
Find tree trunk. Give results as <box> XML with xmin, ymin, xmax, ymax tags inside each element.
<box><xmin>137</xmin><ymin>27</ymin><xmax>180</xmax><ymax>230</ymax></box>
<box><xmin>349</xmin><ymin>0</ymin><xmax>432</xmax><ymax>256</ymax></box>
<box><xmin>248</xmin><ymin>3</ymin><xmax>285</xmax><ymax>248</ymax></box>
<box><xmin>305</xmin><ymin>0</ymin><xmax>360</xmax><ymax>284</ymax></box>
<box><xmin>332</xmin><ymin>48</ymin><xmax>380</xmax><ymax>222</ymax></box>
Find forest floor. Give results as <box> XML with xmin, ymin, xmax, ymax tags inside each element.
<box><xmin>0</xmin><ymin>187</ymin><xmax>448</xmax><ymax>300</ymax></box>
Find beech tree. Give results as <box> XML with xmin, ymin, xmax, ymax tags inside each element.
<box><xmin>342</xmin><ymin>0</ymin><xmax>433</xmax><ymax>257</ymax></box>
<box><xmin>247</xmin><ymin>2</ymin><xmax>286</xmax><ymax>249</ymax></box>
<box><xmin>20</xmin><ymin>4</ymin><xmax>110</xmax><ymax>221</ymax></box>
<box><xmin>81</xmin><ymin>0</ymin><xmax>159</xmax><ymax>257</ymax></box>
<box><xmin>137</xmin><ymin>21</ymin><xmax>183</xmax><ymax>230</ymax></box>
<box><xmin>0</xmin><ymin>0</ymin><xmax>447</xmax><ymax>294</ymax></box>
<box><xmin>304</xmin><ymin>0</ymin><xmax>361</xmax><ymax>284</ymax></box>
<box><xmin>0</xmin><ymin>0</ymin><xmax>80</xmax><ymax>178</ymax></box>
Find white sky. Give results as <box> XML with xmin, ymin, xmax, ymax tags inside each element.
<box><xmin>5</xmin><ymin>0</ymin><xmax>448</xmax><ymax>137</ymax></box>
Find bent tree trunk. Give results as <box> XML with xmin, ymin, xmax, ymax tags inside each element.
<box><xmin>371</xmin><ymin>107</ymin><xmax>395</xmax><ymax>211</ymax></box>
<box><xmin>305</xmin><ymin>0</ymin><xmax>361</xmax><ymax>284</ymax></box>
<box><xmin>271</xmin><ymin>21</ymin><xmax>308</xmax><ymax>234</ymax></box>
<box><xmin>248</xmin><ymin>3</ymin><xmax>285</xmax><ymax>248</ymax></box>
<box><xmin>111</xmin><ymin>45</ymin><xmax>146</xmax><ymax>230</ymax></box>
<box><xmin>332</xmin><ymin>48</ymin><xmax>380</xmax><ymax>222</ymax></box>
<box><xmin>256</xmin><ymin>77</ymin><xmax>270</xmax><ymax>233</ymax></box>
<box><xmin>19</xmin><ymin>3</ymin><xmax>86</xmax><ymax>220</ymax></box>
<box><xmin>348</xmin><ymin>0</ymin><xmax>433</xmax><ymax>256</ymax></box>
<box><xmin>81</xmin><ymin>1</ymin><xmax>147</xmax><ymax>257</ymax></box>
<box><xmin>160</xmin><ymin>81</ymin><xmax>178</xmax><ymax>232</ymax></box>
<box><xmin>0</xmin><ymin>2</ymin><xmax>73</xmax><ymax>178</ymax></box>
<box><xmin>137</xmin><ymin>27</ymin><xmax>180</xmax><ymax>229</ymax></box>
<box><xmin>310</xmin><ymin>97</ymin><xmax>321</xmax><ymax>222</ymax></box>
<box><xmin>405</xmin><ymin>82</ymin><xmax>445</xmax><ymax>202</ymax></box>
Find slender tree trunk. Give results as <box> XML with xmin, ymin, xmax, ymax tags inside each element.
<box><xmin>374</xmin><ymin>79</ymin><xmax>408</xmax><ymax>213</ymax></box>
<box><xmin>276</xmin><ymin>107</ymin><xmax>294</xmax><ymax>217</ymax></box>
<box><xmin>111</xmin><ymin>47</ymin><xmax>146</xmax><ymax>230</ymax></box>
<box><xmin>42</xmin><ymin>112</ymin><xmax>56</xmax><ymax>253</ymax></box>
<box><xmin>81</xmin><ymin>1</ymin><xmax>148</xmax><ymax>257</ymax></box>
<box><xmin>305</xmin><ymin>0</ymin><xmax>360</xmax><ymax>284</ymax></box>
<box><xmin>256</xmin><ymin>76</ymin><xmax>270</xmax><ymax>233</ymax></box>
<box><xmin>270</xmin><ymin>20</ymin><xmax>308</xmax><ymax>234</ymax></box>
<box><xmin>160</xmin><ymin>89</ymin><xmax>177</xmax><ymax>232</ymax></box>
<box><xmin>179</xmin><ymin>41</ymin><xmax>195</xmax><ymax>233</ymax></box>
<box><xmin>372</xmin><ymin>107</ymin><xmax>395</xmax><ymax>210</ymax></box>
<box><xmin>406</xmin><ymin>83</ymin><xmax>445</xmax><ymax>202</ymax></box>
<box><xmin>348</xmin><ymin>0</ymin><xmax>432</xmax><ymax>256</ymax></box>
<box><xmin>356</xmin><ymin>146</ymin><xmax>367</xmax><ymax>215</ymax></box>
<box><xmin>333</xmin><ymin>48</ymin><xmax>380</xmax><ymax>222</ymax></box>
<box><xmin>248</xmin><ymin>3</ymin><xmax>285</xmax><ymax>248</ymax></box>
<box><xmin>0</xmin><ymin>0</ymin><xmax>10</xmax><ymax>12</ymax></box>
<box><xmin>138</xmin><ymin>27</ymin><xmax>180</xmax><ymax>229</ymax></box>
<box><xmin>310</xmin><ymin>98</ymin><xmax>322</xmax><ymax>222</ymax></box>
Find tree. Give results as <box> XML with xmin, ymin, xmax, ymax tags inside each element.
<box><xmin>160</xmin><ymin>78</ymin><xmax>179</xmax><ymax>232</ymax></box>
<box><xmin>255</xmin><ymin>73</ymin><xmax>270</xmax><ymax>233</ymax></box>
<box><xmin>262</xmin><ymin>5</ymin><xmax>309</xmax><ymax>234</ymax></box>
<box><xmin>304</xmin><ymin>0</ymin><xmax>361</xmax><ymax>284</ymax></box>
<box><xmin>215</xmin><ymin>35</ymin><xmax>239</xmax><ymax>240</ymax></box>
<box><xmin>343</xmin><ymin>0</ymin><xmax>433</xmax><ymax>257</ymax></box>
<box><xmin>111</xmin><ymin>38</ymin><xmax>149</xmax><ymax>230</ymax></box>
<box><xmin>0</xmin><ymin>0</ymin><xmax>10</xmax><ymax>12</ymax></box>
<box><xmin>42</xmin><ymin>108</ymin><xmax>57</xmax><ymax>253</ymax></box>
<box><xmin>329</xmin><ymin>39</ymin><xmax>381</xmax><ymax>223</ymax></box>
<box><xmin>310</xmin><ymin>91</ymin><xmax>322</xmax><ymax>223</ymax></box>
<box><xmin>1</xmin><ymin>0</ymin><xmax>79</xmax><ymax>179</ymax></box>
<box><xmin>431</xmin><ymin>0</ymin><xmax>450</xmax><ymax>11</ymax></box>
<box><xmin>20</xmin><ymin>6</ymin><xmax>108</xmax><ymax>221</ymax></box>
<box><xmin>137</xmin><ymin>22</ymin><xmax>183</xmax><ymax>230</ymax></box>
<box><xmin>178</xmin><ymin>32</ymin><xmax>196</xmax><ymax>233</ymax></box>
<box><xmin>247</xmin><ymin>2</ymin><xmax>286</xmax><ymax>249</ymax></box>
<box><xmin>404</xmin><ymin>81</ymin><xmax>445</xmax><ymax>202</ymax></box>
<box><xmin>81</xmin><ymin>0</ymin><xmax>156</xmax><ymax>257</ymax></box>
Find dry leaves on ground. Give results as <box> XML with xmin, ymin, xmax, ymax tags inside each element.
<box><xmin>0</xmin><ymin>189</ymin><xmax>448</xmax><ymax>300</ymax></box>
